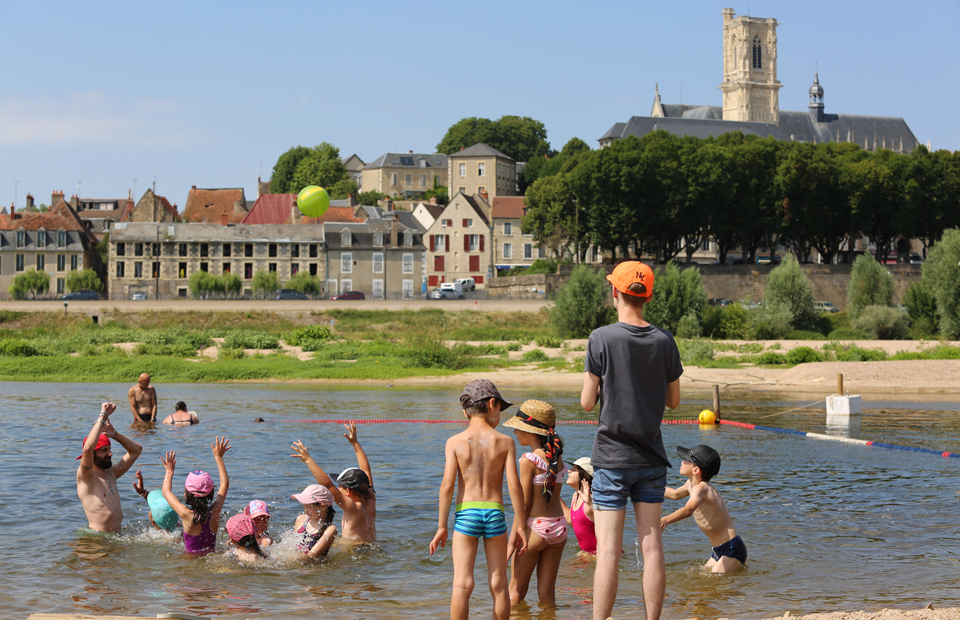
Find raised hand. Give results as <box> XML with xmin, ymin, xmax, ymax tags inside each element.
<box><xmin>211</xmin><ymin>436</ymin><xmax>231</xmax><ymax>460</ymax></box>
<box><xmin>101</xmin><ymin>418</ymin><xmax>117</xmax><ymax>438</ymax></box>
<box><xmin>101</xmin><ymin>402</ymin><xmax>116</xmax><ymax>417</ymax></box>
<box><xmin>132</xmin><ymin>469</ymin><xmax>147</xmax><ymax>498</ymax></box>
<box><xmin>343</xmin><ymin>422</ymin><xmax>359</xmax><ymax>445</ymax></box>
<box><xmin>162</xmin><ymin>450</ymin><xmax>176</xmax><ymax>472</ymax></box>
<box><xmin>290</xmin><ymin>439</ymin><xmax>312</xmax><ymax>462</ymax></box>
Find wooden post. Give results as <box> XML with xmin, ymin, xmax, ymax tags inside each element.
<box><xmin>837</xmin><ymin>373</ymin><xmax>844</xmax><ymax>396</ymax></box>
<box><xmin>712</xmin><ymin>384</ymin><xmax>721</xmax><ymax>422</ymax></box>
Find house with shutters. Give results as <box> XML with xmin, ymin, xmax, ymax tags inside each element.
<box><xmin>423</xmin><ymin>192</ymin><xmax>491</xmax><ymax>288</ymax></box>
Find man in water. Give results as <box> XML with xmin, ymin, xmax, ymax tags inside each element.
<box><xmin>77</xmin><ymin>402</ymin><xmax>143</xmax><ymax>533</ymax></box>
<box><xmin>128</xmin><ymin>373</ymin><xmax>157</xmax><ymax>423</ymax></box>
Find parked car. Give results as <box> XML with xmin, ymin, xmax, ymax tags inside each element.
<box><xmin>429</xmin><ymin>288</ymin><xmax>465</xmax><ymax>300</ymax></box>
<box><xmin>276</xmin><ymin>289</ymin><xmax>308</xmax><ymax>300</ymax></box>
<box><xmin>60</xmin><ymin>290</ymin><xmax>100</xmax><ymax>301</ymax></box>
<box><xmin>737</xmin><ymin>300</ymin><xmax>759</xmax><ymax>310</ymax></box>
<box><xmin>131</xmin><ymin>292</ymin><xmax>147</xmax><ymax>301</ymax></box>
<box><xmin>456</xmin><ymin>277</ymin><xmax>476</xmax><ymax>292</ymax></box>
<box><xmin>909</xmin><ymin>253</ymin><xmax>924</xmax><ymax>264</ymax></box>
<box><xmin>814</xmin><ymin>301</ymin><xmax>840</xmax><ymax>313</ymax></box>
<box><xmin>707</xmin><ymin>298</ymin><xmax>727</xmax><ymax>307</ymax></box>
<box><xmin>332</xmin><ymin>291</ymin><xmax>365</xmax><ymax>300</ymax></box>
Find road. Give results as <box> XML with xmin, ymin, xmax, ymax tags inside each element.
<box><xmin>1</xmin><ymin>299</ymin><xmax>553</xmax><ymax>313</ymax></box>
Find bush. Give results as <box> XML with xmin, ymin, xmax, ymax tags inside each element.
<box><xmin>521</xmin><ymin>349</ymin><xmax>548</xmax><ymax>362</ymax></box>
<box><xmin>8</xmin><ymin>269</ymin><xmax>50</xmax><ymax>299</ymax></box>
<box><xmin>719</xmin><ymin>304</ymin><xmax>749</xmax><ymax>339</ymax></box>
<box><xmin>678</xmin><ymin>339</ymin><xmax>714</xmax><ymax>365</ymax></box>
<box><xmin>827</xmin><ymin>327</ymin><xmax>871</xmax><ymax>340</ymax></box>
<box><xmin>763</xmin><ymin>255</ymin><xmax>816</xmax><ymax>330</ymax></box>
<box><xmin>643</xmin><ymin>261</ymin><xmax>707</xmax><ymax>334</ymax></box>
<box><xmin>285</xmin><ymin>325</ymin><xmax>334</xmax><ymax>346</ymax></box>
<box><xmin>748</xmin><ymin>301</ymin><xmax>793</xmax><ymax>339</ymax></box>
<box><xmin>785</xmin><ymin>346</ymin><xmax>823</xmax><ymax>364</ymax></box>
<box><xmin>218</xmin><ymin>347</ymin><xmax>246</xmax><ymax>360</ymax></box>
<box><xmin>922</xmin><ymin>228</ymin><xmax>960</xmax><ymax>338</ymax></box>
<box><xmin>755</xmin><ymin>351</ymin><xmax>788</xmax><ymax>365</ymax></box>
<box><xmin>506</xmin><ymin>342</ymin><xmax>522</xmax><ymax>352</ymax></box>
<box><xmin>676</xmin><ymin>312</ymin><xmax>702</xmax><ymax>339</ymax></box>
<box><xmin>701</xmin><ymin>305</ymin><xmax>723</xmax><ymax>338</ymax></box>
<box><xmin>902</xmin><ymin>280</ymin><xmax>938</xmax><ymax>332</ymax></box>
<box><xmin>251</xmin><ymin>271</ymin><xmax>280</xmax><ymax>298</ymax></box>
<box><xmin>852</xmin><ymin>305</ymin><xmax>909</xmax><ymax>340</ymax></box>
<box><xmin>286</xmin><ymin>272</ymin><xmax>323</xmax><ymax>295</ymax></box>
<box><xmin>846</xmin><ymin>254</ymin><xmax>895</xmax><ymax>319</ymax></box>
<box><xmin>65</xmin><ymin>269</ymin><xmax>104</xmax><ymax>293</ymax></box>
<box><xmin>551</xmin><ymin>265</ymin><xmax>616</xmax><ymax>338</ymax></box>
<box><xmin>223</xmin><ymin>330</ymin><xmax>279</xmax><ymax>349</ymax></box>
<box><xmin>785</xmin><ymin>330</ymin><xmax>827</xmax><ymax>340</ymax></box>
<box><xmin>534</xmin><ymin>334</ymin><xmax>563</xmax><ymax>348</ymax></box>
<box><xmin>0</xmin><ymin>339</ymin><xmax>42</xmax><ymax>357</ymax></box>
<box><xmin>403</xmin><ymin>335</ymin><xmax>455</xmax><ymax>368</ymax></box>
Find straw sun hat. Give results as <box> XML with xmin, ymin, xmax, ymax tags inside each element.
<box><xmin>502</xmin><ymin>400</ymin><xmax>556</xmax><ymax>436</ymax></box>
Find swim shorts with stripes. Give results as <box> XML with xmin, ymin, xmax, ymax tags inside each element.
<box><xmin>454</xmin><ymin>502</ymin><xmax>507</xmax><ymax>538</ymax></box>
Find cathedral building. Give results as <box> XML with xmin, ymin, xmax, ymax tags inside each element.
<box><xmin>599</xmin><ymin>8</ymin><xmax>919</xmax><ymax>153</ymax></box>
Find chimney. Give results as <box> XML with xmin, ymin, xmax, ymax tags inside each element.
<box><xmin>291</xmin><ymin>202</ymin><xmax>300</xmax><ymax>224</ymax></box>
<box><xmin>429</xmin><ymin>196</ymin><xmax>437</xmax><ymax>205</ymax></box>
<box><xmin>409</xmin><ymin>150</ymin><xmax>413</xmax><ymax>154</ymax></box>
<box><xmin>479</xmin><ymin>189</ymin><xmax>489</xmax><ymax>202</ymax></box>
<box><xmin>220</xmin><ymin>212</ymin><xmax>228</xmax><ymax>226</ymax></box>
<box><xmin>386</xmin><ymin>199</ymin><xmax>393</xmax><ymax>212</ymax></box>
<box><xmin>26</xmin><ymin>194</ymin><xmax>34</xmax><ymax>210</ymax></box>
<box><xmin>191</xmin><ymin>185</ymin><xmax>197</xmax><ymax>191</ymax></box>
<box><xmin>70</xmin><ymin>194</ymin><xmax>79</xmax><ymax>209</ymax></box>
<box><xmin>51</xmin><ymin>190</ymin><xmax>64</xmax><ymax>206</ymax></box>
<box><xmin>390</xmin><ymin>223</ymin><xmax>398</xmax><ymax>247</ymax></box>
<box><xmin>347</xmin><ymin>194</ymin><xmax>357</xmax><ymax>207</ymax></box>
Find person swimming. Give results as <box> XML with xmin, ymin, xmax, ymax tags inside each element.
<box><xmin>163</xmin><ymin>401</ymin><xmax>199</xmax><ymax>426</ymax></box>
<box><xmin>226</xmin><ymin>514</ymin><xmax>266</xmax><ymax>563</ymax></box>
<box><xmin>292</xmin><ymin>484</ymin><xmax>337</xmax><ymax>559</ymax></box>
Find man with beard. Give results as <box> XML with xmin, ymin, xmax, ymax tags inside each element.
<box><xmin>77</xmin><ymin>402</ymin><xmax>143</xmax><ymax>533</ymax></box>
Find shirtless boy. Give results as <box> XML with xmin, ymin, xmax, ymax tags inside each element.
<box><xmin>128</xmin><ymin>373</ymin><xmax>157</xmax><ymax>423</ymax></box>
<box><xmin>429</xmin><ymin>379</ymin><xmax>528</xmax><ymax>620</ymax></box>
<box><xmin>661</xmin><ymin>445</ymin><xmax>746</xmax><ymax>573</ymax></box>
<box><xmin>76</xmin><ymin>402</ymin><xmax>143</xmax><ymax>533</ymax></box>
<box><xmin>291</xmin><ymin>422</ymin><xmax>377</xmax><ymax>543</ymax></box>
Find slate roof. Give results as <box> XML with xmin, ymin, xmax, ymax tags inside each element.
<box><xmin>491</xmin><ymin>196</ymin><xmax>526</xmax><ymax>220</ymax></box>
<box><xmin>438</xmin><ymin>193</ymin><xmax>490</xmax><ymax>226</ymax></box>
<box><xmin>111</xmin><ymin>222</ymin><xmax>325</xmax><ymax>242</ymax></box>
<box><xmin>241</xmin><ymin>193</ymin><xmax>297</xmax><ymax>225</ymax></box>
<box><xmin>322</xmin><ymin>220</ymin><xmax>424</xmax><ymax>251</ymax></box>
<box><xmin>183</xmin><ymin>188</ymin><xmax>247</xmax><ymax>224</ymax></box>
<box><xmin>363</xmin><ymin>152</ymin><xmax>447</xmax><ymax>169</ymax></box>
<box><xmin>452</xmin><ymin>143</ymin><xmax>513</xmax><ymax>160</ymax></box>
<box><xmin>419</xmin><ymin>204</ymin><xmax>444</xmax><ymax>221</ymax></box>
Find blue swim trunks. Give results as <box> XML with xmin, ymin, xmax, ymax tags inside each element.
<box><xmin>710</xmin><ymin>535</ymin><xmax>748</xmax><ymax>564</ymax></box>
<box><xmin>454</xmin><ymin>502</ymin><xmax>508</xmax><ymax>538</ymax></box>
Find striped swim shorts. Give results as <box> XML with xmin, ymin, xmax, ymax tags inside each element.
<box><xmin>454</xmin><ymin>502</ymin><xmax>507</xmax><ymax>539</ymax></box>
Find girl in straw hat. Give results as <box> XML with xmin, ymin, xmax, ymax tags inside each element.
<box><xmin>503</xmin><ymin>399</ymin><xmax>568</xmax><ymax>605</ymax></box>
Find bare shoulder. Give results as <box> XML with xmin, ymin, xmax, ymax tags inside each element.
<box><xmin>128</xmin><ymin>385</ymin><xmax>138</xmax><ymax>394</ymax></box>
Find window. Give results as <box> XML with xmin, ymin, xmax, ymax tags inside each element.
<box><xmin>405</xmin><ymin>174</ymin><xmax>412</xmax><ymax>186</ymax></box>
<box><xmin>153</xmin><ymin>262</ymin><xmax>161</xmax><ymax>278</ymax></box>
<box><xmin>392</xmin><ymin>173</ymin><xmax>398</xmax><ymax>185</ymax></box>
<box><xmin>469</xmin><ymin>255</ymin><xmax>480</xmax><ymax>272</ymax></box>
<box><xmin>341</xmin><ymin>252</ymin><xmax>352</xmax><ymax>273</ymax></box>
<box><xmin>56</xmin><ymin>278</ymin><xmax>65</xmax><ymax>294</ymax></box>
<box><xmin>70</xmin><ymin>254</ymin><xmax>78</xmax><ymax>271</ymax></box>
<box><xmin>458</xmin><ymin>163</ymin><xmax>466</xmax><ymax>178</ymax></box>
<box><xmin>152</xmin><ymin>243</ymin><xmax>160</xmax><ymax>257</ymax></box>
<box><xmin>135</xmin><ymin>243</ymin><xmax>144</xmax><ymax>257</ymax></box>
<box><xmin>291</xmin><ymin>244</ymin><xmax>300</xmax><ymax>258</ymax></box>
<box><xmin>178</xmin><ymin>288</ymin><xmax>187</xmax><ymax>298</ymax></box>
<box><xmin>402</xmin><ymin>279</ymin><xmax>413</xmax><ymax>300</ymax></box>
<box><xmin>36</xmin><ymin>254</ymin><xmax>45</xmax><ymax>271</ymax></box>
<box><xmin>269</xmin><ymin>263</ymin><xmax>277</xmax><ymax>273</ymax></box>
<box><xmin>291</xmin><ymin>263</ymin><xmax>299</xmax><ymax>275</ymax></box>
<box><xmin>245</xmin><ymin>243</ymin><xmax>253</xmax><ymax>257</ymax></box>
<box><xmin>373</xmin><ymin>232</ymin><xmax>384</xmax><ymax>247</ymax></box>
<box><xmin>223</xmin><ymin>243</ymin><xmax>232</xmax><ymax>257</ymax></box>
<box><xmin>37</xmin><ymin>230</ymin><xmax>46</xmax><ymax>248</ymax></box>
<box><xmin>179</xmin><ymin>262</ymin><xmax>187</xmax><ymax>278</ymax></box>
<box><xmin>309</xmin><ymin>244</ymin><xmax>318</xmax><ymax>258</ymax></box>
<box><xmin>752</xmin><ymin>36</ymin><xmax>762</xmax><ymax>69</ymax></box>
<box><xmin>244</xmin><ymin>263</ymin><xmax>253</xmax><ymax>279</ymax></box>
<box><xmin>504</xmin><ymin>222</ymin><xmax>512</xmax><ymax>236</ymax></box>
<box><xmin>372</xmin><ymin>279</ymin><xmax>384</xmax><ymax>300</ymax></box>
<box><xmin>58</xmin><ymin>231</ymin><xmax>67</xmax><ymax>248</ymax></box>
<box><xmin>200</xmin><ymin>262</ymin><xmax>208</xmax><ymax>272</ymax></box>
<box><xmin>468</xmin><ymin>235</ymin><xmax>479</xmax><ymax>251</ymax></box>
<box><xmin>462</xmin><ymin>218</ymin><xmax>473</xmax><ymax>228</ymax></box>
<box><xmin>404</xmin><ymin>232</ymin><xmax>413</xmax><ymax>246</ymax></box>
<box><xmin>116</xmin><ymin>242</ymin><xmax>125</xmax><ymax>256</ymax></box>
<box><xmin>477</xmin><ymin>186</ymin><xmax>485</xmax><ymax>195</ymax></box>
<box><xmin>309</xmin><ymin>264</ymin><xmax>318</xmax><ymax>276</ymax></box>
<box><xmin>178</xmin><ymin>243</ymin><xmax>187</xmax><ymax>257</ymax></box>
<box><xmin>458</xmin><ymin>187</ymin><xmax>466</xmax><ymax>195</ymax></box>
<box><xmin>402</xmin><ymin>253</ymin><xmax>414</xmax><ymax>274</ymax></box>
<box><xmin>222</xmin><ymin>263</ymin><xmax>230</xmax><ymax>274</ymax></box>
<box><xmin>134</xmin><ymin>262</ymin><xmax>143</xmax><ymax>278</ymax></box>
<box><xmin>57</xmin><ymin>254</ymin><xmax>66</xmax><ymax>272</ymax></box>
<box><xmin>478</xmin><ymin>162</ymin><xmax>485</xmax><ymax>177</ymax></box>
<box><xmin>373</xmin><ymin>253</ymin><xmax>384</xmax><ymax>274</ymax></box>
<box><xmin>434</xmin><ymin>255</ymin><xmax>445</xmax><ymax>271</ymax></box>
<box><xmin>432</xmin><ymin>234</ymin><xmax>446</xmax><ymax>252</ymax></box>
<box><xmin>200</xmin><ymin>243</ymin><xmax>208</xmax><ymax>257</ymax></box>
<box><xmin>268</xmin><ymin>243</ymin><xmax>277</xmax><ymax>258</ymax></box>
<box><xmin>503</xmin><ymin>243</ymin><xmax>513</xmax><ymax>259</ymax></box>
<box><xmin>116</xmin><ymin>261</ymin><xmax>125</xmax><ymax>278</ymax></box>
<box><xmin>340</xmin><ymin>279</ymin><xmax>352</xmax><ymax>293</ymax></box>
<box><xmin>523</xmin><ymin>244</ymin><xmax>533</xmax><ymax>260</ymax></box>
<box><xmin>327</xmin><ymin>279</ymin><xmax>338</xmax><ymax>295</ymax></box>
<box><xmin>420</xmin><ymin>174</ymin><xmax>427</xmax><ymax>187</ymax></box>
<box><xmin>341</xmin><ymin>230</ymin><xmax>351</xmax><ymax>246</ymax></box>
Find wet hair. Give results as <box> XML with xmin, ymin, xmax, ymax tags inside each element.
<box><xmin>574</xmin><ymin>465</ymin><xmax>593</xmax><ymax>493</ymax></box>
<box><xmin>617</xmin><ymin>282</ymin><xmax>649</xmax><ymax>309</ymax></box>
<box><xmin>460</xmin><ymin>393</ymin><xmax>490</xmax><ymax>418</ymax></box>
<box><xmin>184</xmin><ymin>490</ymin><xmax>214</xmax><ymax>525</ymax></box>
<box><xmin>235</xmin><ymin>534</ymin><xmax>265</xmax><ymax>557</ymax></box>
<box><xmin>320</xmin><ymin>504</ymin><xmax>337</xmax><ymax>528</ymax></box>
<box><xmin>175</xmin><ymin>401</ymin><xmax>187</xmax><ymax>412</ymax></box>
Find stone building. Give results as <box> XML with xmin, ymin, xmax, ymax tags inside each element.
<box><xmin>127</xmin><ymin>188</ymin><xmax>179</xmax><ymax>224</ymax></box>
<box><xmin>490</xmin><ymin>196</ymin><xmax>543</xmax><ymax>272</ymax></box>
<box><xmin>360</xmin><ymin>152</ymin><xmax>448</xmax><ymax>197</ymax></box>
<box><xmin>323</xmin><ymin>217</ymin><xmax>426</xmax><ymax>299</ymax></box>
<box><xmin>423</xmin><ymin>192</ymin><xmax>491</xmax><ymax>287</ymax></box>
<box><xmin>448</xmin><ymin>143</ymin><xmax>517</xmax><ymax>199</ymax></box>
<box><xmin>720</xmin><ymin>8</ymin><xmax>781</xmax><ymax>123</ymax></box>
<box><xmin>108</xmin><ymin>221</ymin><xmax>324</xmax><ymax>299</ymax></box>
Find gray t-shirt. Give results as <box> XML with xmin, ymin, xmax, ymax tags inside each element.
<box><xmin>585</xmin><ymin>322</ymin><xmax>683</xmax><ymax>469</ymax></box>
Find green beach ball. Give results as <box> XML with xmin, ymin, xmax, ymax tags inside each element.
<box><xmin>297</xmin><ymin>186</ymin><xmax>330</xmax><ymax>218</ymax></box>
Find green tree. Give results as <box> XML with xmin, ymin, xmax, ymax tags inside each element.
<box><xmin>65</xmin><ymin>269</ymin><xmax>103</xmax><ymax>292</ymax></box>
<box><xmin>560</xmin><ymin>137</ymin><xmax>590</xmax><ymax>158</ymax></box>
<box><xmin>436</xmin><ymin>115</ymin><xmax>549</xmax><ymax>161</ymax></box>
<box><xmin>358</xmin><ymin>190</ymin><xmax>388</xmax><ymax>206</ymax></box>
<box><xmin>8</xmin><ymin>269</ymin><xmax>50</xmax><ymax>299</ymax></box>
<box><xmin>436</xmin><ymin>117</ymin><xmax>493</xmax><ymax>154</ymax></box>
<box><xmin>251</xmin><ymin>270</ymin><xmax>280</xmax><ymax>298</ymax></box>
<box><xmin>902</xmin><ymin>279</ymin><xmax>938</xmax><ymax>331</ymax></box>
<box><xmin>846</xmin><ymin>254</ymin><xmax>894</xmax><ymax>319</ymax></box>
<box><xmin>329</xmin><ymin>179</ymin><xmax>358</xmax><ymax>200</ymax></box>
<box><xmin>269</xmin><ymin>146</ymin><xmax>312</xmax><ymax>194</ymax></box>
<box><xmin>290</xmin><ymin>142</ymin><xmax>347</xmax><ymax>192</ymax></box>
<box><xmin>522</xmin><ymin>174</ymin><xmax>578</xmax><ymax>259</ymax></box>
<box><xmin>763</xmin><ymin>254</ymin><xmax>816</xmax><ymax>329</ymax></box>
<box><xmin>286</xmin><ymin>272</ymin><xmax>322</xmax><ymax>295</ymax></box>
<box><xmin>845</xmin><ymin>151</ymin><xmax>901</xmax><ymax>264</ymax></box>
<box><xmin>188</xmin><ymin>271</ymin><xmax>222</xmax><ymax>299</ymax></box>
<box><xmin>551</xmin><ymin>264</ymin><xmax>615</xmax><ymax>338</ymax></box>
<box><xmin>96</xmin><ymin>231</ymin><xmax>110</xmax><ymax>268</ymax></box>
<box><xmin>921</xmin><ymin>227</ymin><xmax>960</xmax><ymax>338</ymax></box>
<box><xmin>642</xmin><ymin>261</ymin><xmax>707</xmax><ymax>334</ymax></box>
<box><xmin>221</xmin><ymin>272</ymin><xmax>242</xmax><ymax>298</ymax></box>
<box><xmin>421</xmin><ymin>184</ymin><xmax>448</xmax><ymax>205</ymax></box>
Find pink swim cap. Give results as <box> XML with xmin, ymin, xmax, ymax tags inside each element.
<box><xmin>185</xmin><ymin>470</ymin><xmax>214</xmax><ymax>496</ymax></box>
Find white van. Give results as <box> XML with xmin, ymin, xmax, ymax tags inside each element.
<box><xmin>440</xmin><ymin>282</ymin><xmax>463</xmax><ymax>294</ymax></box>
<box><xmin>455</xmin><ymin>277</ymin><xmax>476</xmax><ymax>292</ymax></box>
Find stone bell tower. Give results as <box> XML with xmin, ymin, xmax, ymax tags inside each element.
<box><xmin>720</xmin><ymin>7</ymin><xmax>782</xmax><ymax>124</ymax></box>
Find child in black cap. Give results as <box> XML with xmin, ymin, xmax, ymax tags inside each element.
<box><xmin>661</xmin><ymin>444</ymin><xmax>746</xmax><ymax>573</ymax></box>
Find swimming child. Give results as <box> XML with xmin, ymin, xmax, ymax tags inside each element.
<box><xmin>661</xmin><ymin>444</ymin><xmax>746</xmax><ymax>573</ymax></box>
<box><xmin>290</xmin><ymin>422</ymin><xmax>377</xmax><ymax>543</ymax></box>
<box><xmin>226</xmin><ymin>514</ymin><xmax>267</xmax><ymax>563</ymax></box>
<box><xmin>132</xmin><ymin>469</ymin><xmax>179</xmax><ymax>531</ymax></box>
<box><xmin>162</xmin><ymin>401</ymin><xmax>199</xmax><ymax>425</ymax></box>
<box><xmin>504</xmin><ymin>399</ymin><xmax>567</xmax><ymax>605</ymax></box>
<box><xmin>243</xmin><ymin>500</ymin><xmax>273</xmax><ymax>547</ymax></box>
<box><xmin>429</xmin><ymin>379</ymin><xmax>527</xmax><ymax>620</ymax></box>
<box><xmin>161</xmin><ymin>436</ymin><xmax>231</xmax><ymax>556</ymax></box>
<box><xmin>561</xmin><ymin>457</ymin><xmax>597</xmax><ymax>555</ymax></box>
<box><xmin>291</xmin><ymin>484</ymin><xmax>338</xmax><ymax>558</ymax></box>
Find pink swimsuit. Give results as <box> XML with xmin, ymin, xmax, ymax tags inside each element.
<box><xmin>522</xmin><ymin>453</ymin><xmax>568</xmax><ymax>545</ymax></box>
<box><xmin>570</xmin><ymin>495</ymin><xmax>597</xmax><ymax>554</ymax></box>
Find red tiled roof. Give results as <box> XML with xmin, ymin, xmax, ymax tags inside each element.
<box><xmin>157</xmin><ymin>195</ymin><xmax>177</xmax><ymax>217</ymax></box>
<box><xmin>183</xmin><ymin>188</ymin><xmax>246</xmax><ymax>224</ymax></box>
<box><xmin>491</xmin><ymin>196</ymin><xmax>526</xmax><ymax>219</ymax></box>
<box><xmin>299</xmin><ymin>206</ymin><xmax>366</xmax><ymax>226</ymax></box>
<box><xmin>241</xmin><ymin>193</ymin><xmax>297</xmax><ymax>225</ymax></box>
<box><xmin>0</xmin><ymin>201</ymin><xmax>86</xmax><ymax>231</ymax></box>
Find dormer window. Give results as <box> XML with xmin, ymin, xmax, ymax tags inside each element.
<box><xmin>57</xmin><ymin>230</ymin><xmax>67</xmax><ymax>248</ymax></box>
<box><xmin>16</xmin><ymin>230</ymin><xmax>25</xmax><ymax>248</ymax></box>
<box><xmin>404</xmin><ymin>232</ymin><xmax>413</xmax><ymax>247</ymax></box>
<box><xmin>37</xmin><ymin>227</ymin><xmax>46</xmax><ymax>247</ymax></box>
<box><xmin>341</xmin><ymin>229</ymin><xmax>352</xmax><ymax>247</ymax></box>
<box><xmin>374</xmin><ymin>232</ymin><xmax>384</xmax><ymax>247</ymax></box>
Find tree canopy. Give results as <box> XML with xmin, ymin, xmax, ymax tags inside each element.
<box><xmin>436</xmin><ymin>116</ymin><xmax>549</xmax><ymax>162</ymax></box>
<box><xmin>270</xmin><ymin>143</ymin><xmax>347</xmax><ymax>194</ymax></box>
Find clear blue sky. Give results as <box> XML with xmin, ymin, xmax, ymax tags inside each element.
<box><xmin>2</xmin><ymin>0</ymin><xmax>957</xmax><ymax>209</ymax></box>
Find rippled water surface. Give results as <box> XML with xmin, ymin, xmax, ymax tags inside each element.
<box><xmin>2</xmin><ymin>382</ymin><xmax>959</xmax><ymax>619</ymax></box>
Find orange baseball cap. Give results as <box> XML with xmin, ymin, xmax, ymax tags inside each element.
<box><xmin>606</xmin><ymin>261</ymin><xmax>655</xmax><ymax>298</ymax></box>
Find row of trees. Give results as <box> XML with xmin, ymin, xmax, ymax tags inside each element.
<box><xmin>523</xmin><ymin>131</ymin><xmax>960</xmax><ymax>265</ymax></box>
<box><xmin>8</xmin><ymin>269</ymin><xmax>103</xmax><ymax>299</ymax></box>
<box><xmin>188</xmin><ymin>270</ymin><xmax>324</xmax><ymax>299</ymax></box>
<box><xmin>269</xmin><ymin>143</ymin><xmax>386</xmax><ymax>205</ymax></box>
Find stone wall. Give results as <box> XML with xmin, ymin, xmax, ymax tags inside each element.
<box><xmin>486</xmin><ymin>272</ymin><xmax>564</xmax><ymax>298</ymax></box>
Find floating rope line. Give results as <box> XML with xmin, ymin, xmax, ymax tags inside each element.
<box><xmin>287</xmin><ymin>419</ymin><xmax>702</xmax><ymax>426</ymax></box>
<box><xmin>755</xmin><ymin>398</ymin><xmax>827</xmax><ymax>419</ymax></box>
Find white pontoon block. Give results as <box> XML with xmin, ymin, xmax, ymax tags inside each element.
<box><xmin>826</xmin><ymin>394</ymin><xmax>862</xmax><ymax>417</ymax></box>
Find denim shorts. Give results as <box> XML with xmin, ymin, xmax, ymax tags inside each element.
<box><xmin>592</xmin><ymin>466</ymin><xmax>667</xmax><ymax>509</ymax></box>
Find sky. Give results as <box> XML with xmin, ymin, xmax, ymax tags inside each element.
<box><xmin>2</xmin><ymin>0</ymin><xmax>958</xmax><ymax>210</ymax></box>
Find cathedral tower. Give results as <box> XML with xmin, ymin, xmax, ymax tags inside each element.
<box><xmin>720</xmin><ymin>7</ymin><xmax>782</xmax><ymax>124</ymax></box>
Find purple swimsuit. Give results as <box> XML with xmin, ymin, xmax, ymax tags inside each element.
<box><xmin>184</xmin><ymin>521</ymin><xmax>216</xmax><ymax>555</ymax></box>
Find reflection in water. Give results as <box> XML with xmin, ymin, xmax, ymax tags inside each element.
<box><xmin>1</xmin><ymin>383</ymin><xmax>959</xmax><ymax>618</ymax></box>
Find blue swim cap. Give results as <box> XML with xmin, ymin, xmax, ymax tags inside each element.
<box><xmin>147</xmin><ymin>490</ymin><xmax>178</xmax><ymax>531</ymax></box>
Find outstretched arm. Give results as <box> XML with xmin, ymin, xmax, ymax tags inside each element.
<box><xmin>661</xmin><ymin>484</ymin><xmax>704</xmax><ymax>531</ymax></box>
<box><xmin>663</xmin><ymin>479</ymin><xmax>691</xmax><ymax>501</ymax></box>
<box><xmin>291</xmin><ymin>440</ymin><xmax>345</xmax><ymax>507</ymax></box>
<box><xmin>209</xmin><ymin>436</ymin><xmax>231</xmax><ymax>528</ymax></box>
<box><xmin>429</xmin><ymin>438</ymin><xmax>458</xmax><ymax>556</ymax></box>
<box><xmin>160</xmin><ymin>450</ymin><xmax>193</xmax><ymax>521</ymax></box>
<box><xmin>344</xmin><ymin>423</ymin><xmax>373</xmax><ymax>487</ymax></box>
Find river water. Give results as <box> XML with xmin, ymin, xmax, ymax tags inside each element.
<box><xmin>2</xmin><ymin>381</ymin><xmax>959</xmax><ymax>619</ymax></box>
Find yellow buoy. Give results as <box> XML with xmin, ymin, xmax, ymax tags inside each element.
<box><xmin>699</xmin><ymin>409</ymin><xmax>717</xmax><ymax>425</ymax></box>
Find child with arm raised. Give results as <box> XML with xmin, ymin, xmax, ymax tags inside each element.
<box><xmin>161</xmin><ymin>436</ymin><xmax>231</xmax><ymax>555</ymax></box>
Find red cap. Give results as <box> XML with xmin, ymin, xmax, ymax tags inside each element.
<box><xmin>77</xmin><ymin>433</ymin><xmax>111</xmax><ymax>459</ymax></box>
<box><xmin>606</xmin><ymin>261</ymin><xmax>655</xmax><ymax>298</ymax></box>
